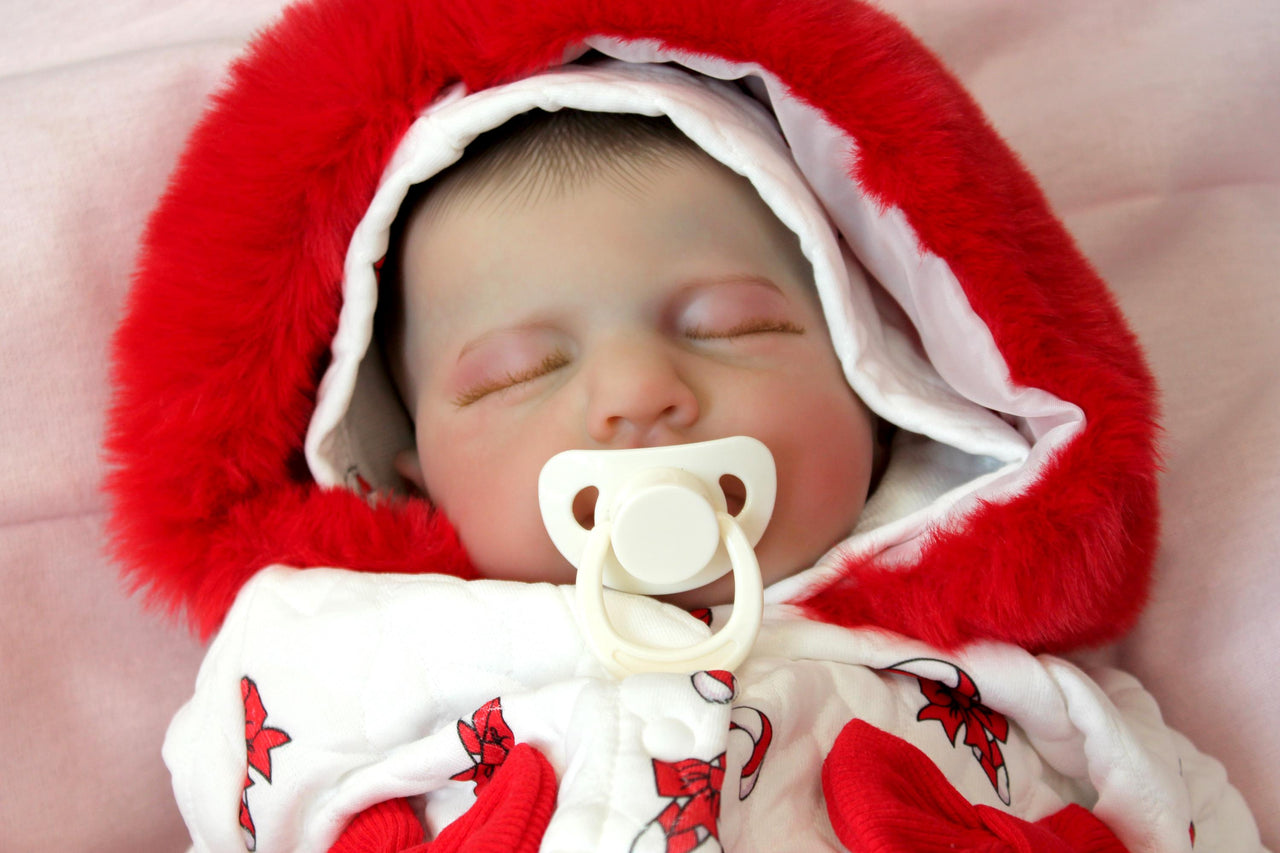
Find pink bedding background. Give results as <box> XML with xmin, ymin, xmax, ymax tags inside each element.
<box><xmin>1</xmin><ymin>1</ymin><xmax>1275</xmax><ymax>848</ymax></box>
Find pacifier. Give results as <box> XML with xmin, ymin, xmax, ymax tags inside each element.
<box><xmin>538</xmin><ymin>436</ymin><xmax>776</xmax><ymax>677</ymax></box>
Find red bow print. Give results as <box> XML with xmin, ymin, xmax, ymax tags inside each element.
<box><xmin>916</xmin><ymin>670</ymin><xmax>1009</xmax><ymax>794</ymax></box>
<box><xmin>650</xmin><ymin>754</ymin><xmax>726</xmax><ymax>853</ymax></box>
<box><xmin>451</xmin><ymin>698</ymin><xmax>514</xmax><ymax>794</ymax></box>
<box><xmin>882</xmin><ymin>659</ymin><xmax>1011</xmax><ymax>804</ymax></box>
<box><xmin>243</xmin><ymin>677</ymin><xmax>291</xmax><ymax>782</ymax></box>
<box><xmin>238</xmin><ymin>677</ymin><xmax>291</xmax><ymax>850</ymax></box>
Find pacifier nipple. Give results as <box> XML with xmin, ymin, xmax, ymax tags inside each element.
<box><xmin>610</xmin><ymin>469</ymin><xmax>720</xmax><ymax>587</ymax></box>
<box><xmin>538</xmin><ymin>436</ymin><xmax>776</xmax><ymax>677</ymax></box>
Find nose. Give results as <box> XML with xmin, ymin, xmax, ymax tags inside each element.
<box><xmin>585</xmin><ymin>334</ymin><xmax>700</xmax><ymax>446</ymax></box>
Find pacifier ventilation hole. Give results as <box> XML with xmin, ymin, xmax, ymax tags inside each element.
<box><xmin>573</xmin><ymin>486</ymin><xmax>599</xmax><ymax>531</ymax></box>
<box><xmin>719</xmin><ymin>474</ymin><xmax>745</xmax><ymax>517</ymax></box>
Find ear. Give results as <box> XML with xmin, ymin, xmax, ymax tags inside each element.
<box><xmin>393</xmin><ymin>448</ymin><xmax>428</xmax><ymax>497</ymax></box>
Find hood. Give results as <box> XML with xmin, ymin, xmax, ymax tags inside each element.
<box><xmin>106</xmin><ymin>0</ymin><xmax>1158</xmax><ymax>653</ymax></box>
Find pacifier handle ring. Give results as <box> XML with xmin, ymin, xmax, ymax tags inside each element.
<box><xmin>576</xmin><ymin>513</ymin><xmax>764</xmax><ymax>678</ymax></box>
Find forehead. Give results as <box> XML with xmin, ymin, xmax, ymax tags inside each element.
<box><xmin>397</xmin><ymin>151</ymin><xmax>814</xmax><ymax>339</ymax></box>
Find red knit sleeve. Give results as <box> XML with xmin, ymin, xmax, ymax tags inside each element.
<box><xmin>328</xmin><ymin>743</ymin><xmax>557</xmax><ymax>853</ymax></box>
<box><xmin>822</xmin><ymin>719</ymin><xmax>1129</xmax><ymax>853</ymax></box>
<box><xmin>328</xmin><ymin>798</ymin><xmax>425</xmax><ymax>853</ymax></box>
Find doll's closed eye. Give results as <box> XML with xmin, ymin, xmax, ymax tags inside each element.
<box><xmin>453</xmin><ymin>349</ymin><xmax>571</xmax><ymax>406</ymax></box>
<box><xmin>677</xmin><ymin>278</ymin><xmax>805</xmax><ymax>340</ymax></box>
<box><xmin>684</xmin><ymin>318</ymin><xmax>805</xmax><ymax>339</ymax></box>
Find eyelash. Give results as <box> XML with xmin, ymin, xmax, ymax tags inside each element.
<box><xmin>453</xmin><ymin>350</ymin><xmax>571</xmax><ymax>407</ymax></box>
<box><xmin>452</xmin><ymin>319</ymin><xmax>803</xmax><ymax>406</ymax></box>
<box><xmin>683</xmin><ymin>319</ymin><xmax>806</xmax><ymax>340</ymax></box>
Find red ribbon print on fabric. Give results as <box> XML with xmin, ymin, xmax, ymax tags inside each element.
<box><xmin>451</xmin><ymin>698</ymin><xmax>514</xmax><ymax>794</ymax></box>
<box><xmin>881</xmin><ymin>659</ymin><xmax>1011</xmax><ymax>804</ymax></box>
<box><xmin>647</xmin><ymin>754</ymin><xmax>726</xmax><ymax>853</ymax></box>
<box><xmin>239</xmin><ymin>676</ymin><xmax>291</xmax><ymax>850</ymax></box>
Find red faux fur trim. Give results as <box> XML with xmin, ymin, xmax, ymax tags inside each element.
<box><xmin>106</xmin><ymin>0</ymin><xmax>1157</xmax><ymax>650</ymax></box>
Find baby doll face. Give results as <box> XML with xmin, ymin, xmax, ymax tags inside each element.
<box><xmin>392</xmin><ymin>148</ymin><xmax>875</xmax><ymax>606</ymax></box>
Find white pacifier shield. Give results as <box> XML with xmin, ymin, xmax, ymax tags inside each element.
<box><xmin>538</xmin><ymin>436</ymin><xmax>776</xmax><ymax>677</ymax></box>
<box><xmin>538</xmin><ymin>436</ymin><xmax>776</xmax><ymax>595</ymax></box>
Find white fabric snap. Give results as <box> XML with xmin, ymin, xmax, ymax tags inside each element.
<box><xmin>642</xmin><ymin>717</ymin><xmax>697</xmax><ymax>762</ymax></box>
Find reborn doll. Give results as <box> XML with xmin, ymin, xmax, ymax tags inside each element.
<box><xmin>105</xmin><ymin>1</ymin><xmax>1267</xmax><ymax>851</ymax></box>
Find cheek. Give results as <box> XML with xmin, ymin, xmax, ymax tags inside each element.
<box><xmin>421</xmin><ymin>442</ymin><xmax>509</xmax><ymax>535</ymax></box>
<box><xmin>751</xmin><ymin>377</ymin><xmax>875</xmax><ymax>536</ymax></box>
<box><xmin>416</xmin><ymin>413</ymin><xmax>573</xmax><ymax>582</ymax></box>
<box><xmin>416</xmin><ymin>417</ymin><xmax>510</xmax><ymax>534</ymax></box>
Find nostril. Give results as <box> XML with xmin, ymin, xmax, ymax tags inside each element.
<box><xmin>573</xmin><ymin>486</ymin><xmax>599</xmax><ymax>530</ymax></box>
<box><xmin>719</xmin><ymin>474</ymin><xmax>745</xmax><ymax>517</ymax></box>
